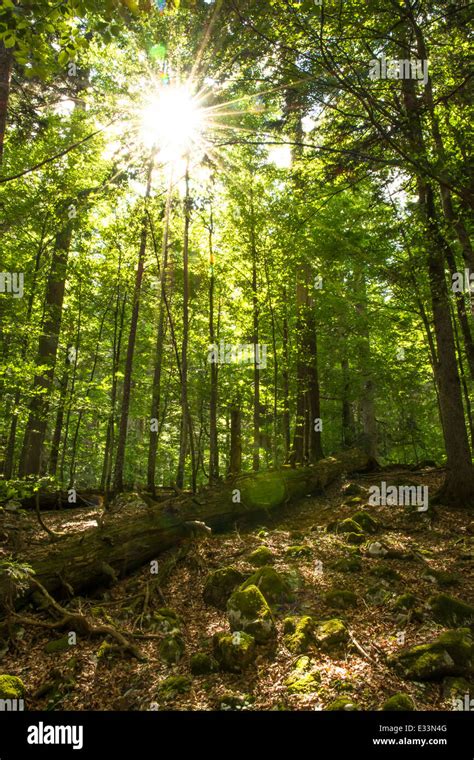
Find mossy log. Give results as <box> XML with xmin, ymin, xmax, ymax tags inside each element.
<box><xmin>0</xmin><ymin>449</ymin><xmax>370</xmax><ymax>613</ymax></box>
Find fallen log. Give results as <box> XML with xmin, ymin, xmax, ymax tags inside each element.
<box><xmin>0</xmin><ymin>448</ymin><xmax>370</xmax><ymax>614</ymax></box>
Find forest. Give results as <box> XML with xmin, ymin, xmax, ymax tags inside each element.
<box><xmin>0</xmin><ymin>0</ymin><xmax>473</xmax><ymax>722</ymax></box>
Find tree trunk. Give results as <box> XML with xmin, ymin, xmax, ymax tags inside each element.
<box><xmin>0</xmin><ymin>448</ymin><xmax>370</xmax><ymax>614</ymax></box>
<box><xmin>228</xmin><ymin>399</ymin><xmax>242</xmax><ymax>476</ymax></box>
<box><xmin>176</xmin><ymin>163</ymin><xmax>191</xmax><ymax>489</ymax></box>
<box><xmin>0</xmin><ymin>40</ymin><xmax>12</xmax><ymax>166</ymax></box>
<box><xmin>208</xmin><ymin>206</ymin><xmax>219</xmax><ymax>483</ymax></box>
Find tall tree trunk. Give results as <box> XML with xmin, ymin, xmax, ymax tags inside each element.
<box><xmin>228</xmin><ymin>398</ymin><xmax>242</xmax><ymax>476</ymax></box>
<box><xmin>208</xmin><ymin>205</ymin><xmax>219</xmax><ymax>483</ymax></box>
<box><xmin>147</xmin><ymin>179</ymin><xmax>172</xmax><ymax>494</ymax></box>
<box><xmin>282</xmin><ymin>294</ymin><xmax>291</xmax><ymax>462</ymax></box>
<box><xmin>341</xmin><ymin>356</ymin><xmax>355</xmax><ymax>447</ymax></box>
<box><xmin>176</xmin><ymin>162</ymin><xmax>191</xmax><ymax>489</ymax></box>
<box><xmin>250</xmin><ymin>182</ymin><xmax>260</xmax><ymax>472</ymax></box>
<box><xmin>113</xmin><ymin>164</ymin><xmax>152</xmax><ymax>491</ymax></box>
<box><xmin>355</xmin><ymin>273</ymin><xmax>377</xmax><ymax>459</ymax></box>
<box><xmin>19</xmin><ymin>222</ymin><xmax>73</xmax><ymax>476</ymax></box>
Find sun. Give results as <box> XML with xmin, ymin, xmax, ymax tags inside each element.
<box><xmin>139</xmin><ymin>85</ymin><xmax>206</xmax><ymax>162</ymax></box>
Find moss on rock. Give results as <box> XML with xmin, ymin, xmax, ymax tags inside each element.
<box><xmin>423</xmin><ymin>569</ymin><xmax>460</xmax><ymax>588</ymax></box>
<box><xmin>352</xmin><ymin>510</ymin><xmax>378</xmax><ymax>534</ymax></box>
<box><xmin>44</xmin><ymin>636</ymin><xmax>71</xmax><ymax>654</ymax></box>
<box><xmin>324</xmin><ymin>589</ymin><xmax>358</xmax><ymax>610</ymax></box>
<box><xmin>227</xmin><ymin>584</ymin><xmax>276</xmax><ymax>643</ymax></box>
<box><xmin>382</xmin><ymin>693</ymin><xmax>415</xmax><ymax>711</ymax></box>
<box><xmin>285</xmin><ymin>545</ymin><xmax>312</xmax><ymax>560</ymax></box>
<box><xmin>334</xmin><ymin>518</ymin><xmax>364</xmax><ymax>536</ymax></box>
<box><xmin>158</xmin><ymin>675</ymin><xmax>191</xmax><ymax>699</ymax></box>
<box><xmin>428</xmin><ymin>594</ymin><xmax>474</xmax><ymax>627</ymax></box>
<box><xmin>203</xmin><ymin>567</ymin><xmax>245</xmax><ymax>610</ymax></box>
<box><xmin>190</xmin><ymin>653</ymin><xmax>218</xmax><ymax>676</ymax></box>
<box><xmin>389</xmin><ymin>628</ymin><xmax>474</xmax><ymax>680</ymax></box>
<box><xmin>248</xmin><ymin>546</ymin><xmax>275</xmax><ymax>567</ymax></box>
<box><xmin>283</xmin><ymin>616</ymin><xmax>314</xmax><ymax>654</ymax></box>
<box><xmin>0</xmin><ymin>675</ymin><xmax>25</xmax><ymax>699</ymax></box>
<box><xmin>240</xmin><ymin>566</ymin><xmax>293</xmax><ymax>604</ymax></box>
<box><xmin>394</xmin><ymin>593</ymin><xmax>418</xmax><ymax>611</ymax></box>
<box><xmin>314</xmin><ymin>618</ymin><xmax>349</xmax><ymax>652</ymax></box>
<box><xmin>151</xmin><ymin>608</ymin><xmax>181</xmax><ymax>633</ymax></box>
<box><xmin>159</xmin><ymin>634</ymin><xmax>185</xmax><ymax>665</ymax></box>
<box><xmin>213</xmin><ymin>631</ymin><xmax>256</xmax><ymax>672</ymax></box>
<box><xmin>369</xmin><ymin>564</ymin><xmax>400</xmax><ymax>581</ymax></box>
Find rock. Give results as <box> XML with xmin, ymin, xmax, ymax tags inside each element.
<box><xmin>227</xmin><ymin>585</ymin><xmax>276</xmax><ymax>643</ymax></box>
<box><xmin>342</xmin><ymin>483</ymin><xmax>367</xmax><ymax>497</ymax></box>
<box><xmin>283</xmin><ymin>616</ymin><xmax>314</xmax><ymax>654</ymax></box>
<box><xmin>159</xmin><ymin>634</ymin><xmax>185</xmax><ymax>665</ymax></box>
<box><xmin>285</xmin><ymin>657</ymin><xmax>321</xmax><ymax>694</ymax></box>
<box><xmin>314</xmin><ymin>618</ymin><xmax>349</xmax><ymax>652</ymax></box>
<box><xmin>369</xmin><ymin>564</ymin><xmax>400</xmax><ymax>581</ymax></box>
<box><xmin>394</xmin><ymin>593</ymin><xmax>418</xmax><ymax>611</ymax></box>
<box><xmin>332</xmin><ymin>556</ymin><xmax>362</xmax><ymax>573</ymax></box>
<box><xmin>332</xmin><ymin>518</ymin><xmax>364</xmax><ymax>536</ymax></box>
<box><xmin>365</xmin><ymin>584</ymin><xmax>392</xmax><ymax>606</ymax></box>
<box><xmin>442</xmin><ymin>676</ymin><xmax>471</xmax><ymax>700</ymax></box>
<box><xmin>203</xmin><ymin>567</ymin><xmax>245</xmax><ymax>610</ymax></box>
<box><xmin>248</xmin><ymin>546</ymin><xmax>274</xmax><ymax>566</ymax></box>
<box><xmin>213</xmin><ymin>631</ymin><xmax>256</xmax><ymax>672</ymax></box>
<box><xmin>0</xmin><ymin>675</ymin><xmax>25</xmax><ymax>699</ymax></box>
<box><xmin>285</xmin><ymin>545</ymin><xmax>312</xmax><ymax>560</ymax></box>
<box><xmin>157</xmin><ymin>675</ymin><xmax>191</xmax><ymax>699</ymax></box>
<box><xmin>367</xmin><ymin>541</ymin><xmax>388</xmax><ymax>557</ymax></box>
<box><xmin>382</xmin><ymin>693</ymin><xmax>415</xmax><ymax>711</ymax></box>
<box><xmin>240</xmin><ymin>566</ymin><xmax>293</xmax><ymax>605</ymax></box>
<box><xmin>423</xmin><ymin>569</ymin><xmax>460</xmax><ymax>588</ymax></box>
<box><xmin>190</xmin><ymin>653</ymin><xmax>218</xmax><ymax>675</ymax></box>
<box><xmin>44</xmin><ymin>636</ymin><xmax>71</xmax><ymax>654</ymax></box>
<box><xmin>150</xmin><ymin>608</ymin><xmax>181</xmax><ymax>633</ymax></box>
<box><xmin>324</xmin><ymin>589</ymin><xmax>358</xmax><ymax>610</ymax></box>
<box><xmin>326</xmin><ymin>697</ymin><xmax>360</xmax><ymax>710</ymax></box>
<box><xmin>389</xmin><ymin>628</ymin><xmax>474</xmax><ymax>680</ymax></box>
<box><xmin>428</xmin><ymin>594</ymin><xmax>474</xmax><ymax>627</ymax></box>
<box><xmin>351</xmin><ymin>510</ymin><xmax>378</xmax><ymax>533</ymax></box>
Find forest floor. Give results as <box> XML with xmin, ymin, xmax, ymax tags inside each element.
<box><xmin>2</xmin><ymin>467</ymin><xmax>474</xmax><ymax>711</ymax></box>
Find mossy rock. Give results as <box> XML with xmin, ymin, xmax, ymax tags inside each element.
<box><xmin>369</xmin><ymin>564</ymin><xmax>400</xmax><ymax>582</ymax></box>
<box><xmin>365</xmin><ymin>584</ymin><xmax>392</xmax><ymax>606</ymax></box>
<box><xmin>442</xmin><ymin>676</ymin><xmax>472</xmax><ymax>699</ymax></box>
<box><xmin>190</xmin><ymin>653</ymin><xmax>218</xmax><ymax>676</ymax></box>
<box><xmin>96</xmin><ymin>640</ymin><xmax>116</xmax><ymax>660</ymax></box>
<box><xmin>159</xmin><ymin>634</ymin><xmax>185</xmax><ymax>665</ymax></box>
<box><xmin>423</xmin><ymin>569</ymin><xmax>460</xmax><ymax>588</ymax></box>
<box><xmin>324</xmin><ymin>589</ymin><xmax>358</xmax><ymax>610</ymax></box>
<box><xmin>283</xmin><ymin>616</ymin><xmax>314</xmax><ymax>654</ymax></box>
<box><xmin>342</xmin><ymin>483</ymin><xmax>367</xmax><ymax>497</ymax></box>
<box><xmin>389</xmin><ymin>628</ymin><xmax>474</xmax><ymax>680</ymax></box>
<box><xmin>332</xmin><ymin>557</ymin><xmax>362</xmax><ymax>573</ymax></box>
<box><xmin>428</xmin><ymin>594</ymin><xmax>474</xmax><ymax>627</ymax></box>
<box><xmin>382</xmin><ymin>693</ymin><xmax>415</xmax><ymax>711</ymax></box>
<box><xmin>285</xmin><ymin>545</ymin><xmax>312</xmax><ymax>560</ymax></box>
<box><xmin>248</xmin><ymin>546</ymin><xmax>275</xmax><ymax>567</ymax></box>
<box><xmin>213</xmin><ymin>631</ymin><xmax>256</xmax><ymax>672</ymax></box>
<box><xmin>352</xmin><ymin>510</ymin><xmax>378</xmax><ymax>534</ymax></box>
<box><xmin>44</xmin><ymin>636</ymin><xmax>71</xmax><ymax>654</ymax></box>
<box><xmin>285</xmin><ymin>658</ymin><xmax>320</xmax><ymax>694</ymax></box>
<box><xmin>394</xmin><ymin>593</ymin><xmax>418</xmax><ymax>611</ymax></box>
<box><xmin>158</xmin><ymin>675</ymin><xmax>191</xmax><ymax>699</ymax></box>
<box><xmin>344</xmin><ymin>495</ymin><xmax>365</xmax><ymax>506</ymax></box>
<box><xmin>314</xmin><ymin>618</ymin><xmax>349</xmax><ymax>652</ymax></box>
<box><xmin>227</xmin><ymin>585</ymin><xmax>276</xmax><ymax>643</ymax></box>
<box><xmin>240</xmin><ymin>566</ymin><xmax>293</xmax><ymax>605</ymax></box>
<box><xmin>326</xmin><ymin>697</ymin><xmax>360</xmax><ymax>711</ymax></box>
<box><xmin>0</xmin><ymin>675</ymin><xmax>25</xmax><ymax>699</ymax></box>
<box><xmin>203</xmin><ymin>566</ymin><xmax>245</xmax><ymax>610</ymax></box>
<box><xmin>334</xmin><ymin>518</ymin><xmax>364</xmax><ymax>536</ymax></box>
<box><xmin>151</xmin><ymin>608</ymin><xmax>181</xmax><ymax>633</ymax></box>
